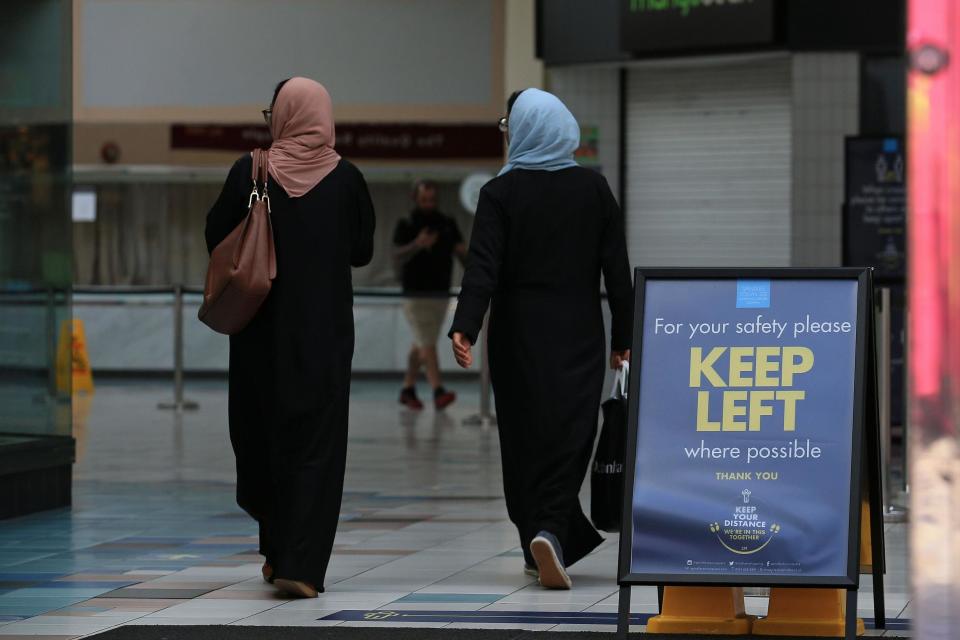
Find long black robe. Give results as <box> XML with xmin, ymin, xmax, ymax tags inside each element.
<box><xmin>451</xmin><ymin>167</ymin><xmax>632</xmax><ymax>568</ymax></box>
<box><xmin>205</xmin><ymin>155</ymin><xmax>375</xmax><ymax>588</ymax></box>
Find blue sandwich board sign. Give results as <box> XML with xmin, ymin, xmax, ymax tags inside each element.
<box><xmin>615</xmin><ymin>268</ymin><xmax>884</xmax><ymax>639</ymax></box>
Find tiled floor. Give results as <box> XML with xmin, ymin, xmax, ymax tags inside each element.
<box><xmin>0</xmin><ymin>379</ymin><xmax>911</xmax><ymax>637</ymax></box>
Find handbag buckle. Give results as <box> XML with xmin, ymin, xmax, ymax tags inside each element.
<box><xmin>248</xmin><ymin>186</ymin><xmax>260</xmax><ymax>208</ymax></box>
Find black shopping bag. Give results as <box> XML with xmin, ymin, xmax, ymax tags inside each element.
<box><xmin>591</xmin><ymin>363</ymin><xmax>628</xmax><ymax>533</ymax></box>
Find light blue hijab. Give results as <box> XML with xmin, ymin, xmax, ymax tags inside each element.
<box><xmin>498</xmin><ymin>88</ymin><xmax>580</xmax><ymax>176</ymax></box>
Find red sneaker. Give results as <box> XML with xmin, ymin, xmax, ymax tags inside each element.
<box><xmin>434</xmin><ymin>389</ymin><xmax>456</xmax><ymax>410</ymax></box>
<box><xmin>399</xmin><ymin>387</ymin><xmax>424</xmax><ymax>410</ymax></box>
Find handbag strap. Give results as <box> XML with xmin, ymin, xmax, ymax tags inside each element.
<box><xmin>249</xmin><ymin>149</ymin><xmax>271</xmax><ymax>212</ymax></box>
<box><xmin>248</xmin><ymin>150</ymin><xmax>261</xmax><ymax>207</ymax></box>
<box><xmin>250</xmin><ymin>148</ymin><xmax>260</xmax><ymax>184</ymax></box>
<box><xmin>258</xmin><ymin>149</ymin><xmax>270</xmax><ymax>211</ymax></box>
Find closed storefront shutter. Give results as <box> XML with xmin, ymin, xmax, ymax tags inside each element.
<box><xmin>625</xmin><ymin>56</ymin><xmax>792</xmax><ymax>267</ymax></box>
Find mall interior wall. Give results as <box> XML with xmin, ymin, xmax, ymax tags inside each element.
<box><xmin>790</xmin><ymin>53</ymin><xmax>860</xmax><ymax>266</ymax></box>
<box><xmin>75</xmin><ymin>0</ymin><xmax>501</xmax><ymax>122</ymax></box>
<box><xmin>546</xmin><ymin>67</ymin><xmax>621</xmax><ymax>202</ymax></box>
<box><xmin>72</xmin><ymin>0</ymin><xmax>507</xmax><ymax>166</ymax></box>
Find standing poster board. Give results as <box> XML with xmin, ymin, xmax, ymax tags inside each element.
<box><xmin>844</xmin><ymin>136</ymin><xmax>907</xmax><ymax>428</ymax></box>
<box><xmin>843</xmin><ymin>137</ymin><xmax>906</xmax><ymax>282</ymax></box>
<box><xmin>617</xmin><ymin>269</ymin><xmax>883</xmax><ymax>637</ymax></box>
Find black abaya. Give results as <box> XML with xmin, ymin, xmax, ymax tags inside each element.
<box><xmin>451</xmin><ymin>167</ymin><xmax>632</xmax><ymax>568</ymax></box>
<box><xmin>205</xmin><ymin>155</ymin><xmax>375</xmax><ymax>588</ymax></box>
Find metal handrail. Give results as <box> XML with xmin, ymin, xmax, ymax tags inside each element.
<box><xmin>71</xmin><ymin>285</ymin><xmax>459</xmax><ymax>298</ymax></box>
<box><xmin>10</xmin><ymin>284</ymin><xmax>614</xmax><ymax>425</ymax></box>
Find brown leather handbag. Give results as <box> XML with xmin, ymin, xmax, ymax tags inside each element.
<box><xmin>198</xmin><ymin>148</ymin><xmax>277</xmax><ymax>335</ymax></box>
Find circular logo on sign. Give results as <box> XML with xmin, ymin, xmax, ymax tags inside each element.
<box><xmin>709</xmin><ymin>489</ymin><xmax>781</xmax><ymax>555</ymax></box>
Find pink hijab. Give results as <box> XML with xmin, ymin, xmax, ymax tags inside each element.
<box><xmin>267</xmin><ymin>77</ymin><xmax>341</xmax><ymax>197</ymax></box>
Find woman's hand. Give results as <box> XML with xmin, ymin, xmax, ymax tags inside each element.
<box><xmin>610</xmin><ymin>350</ymin><xmax>631</xmax><ymax>370</ymax></box>
<box><xmin>452</xmin><ymin>332</ymin><xmax>473</xmax><ymax>368</ymax></box>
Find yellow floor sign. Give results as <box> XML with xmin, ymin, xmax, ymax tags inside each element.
<box><xmin>752</xmin><ymin>588</ymin><xmax>865</xmax><ymax>636</ymax></box>
<box><xmin>646</xmin><ymin>586</ymin><xmax>754</xmax><ymax>635</ymax></box>
<box><xmin>57</xmin><ymin>319</ymin><xmax>94</xmax><ymax>395</ymax></box>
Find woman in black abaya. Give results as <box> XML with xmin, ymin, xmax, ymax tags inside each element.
<box><xmin>450</xmin><ymin>89</ymin><xmax>633</xmax><ymax>589</ymax></box>
<box><xmin>205</xmin><ymin>78</ymin><xmax>375</xmax><ymax>598</ymax></box>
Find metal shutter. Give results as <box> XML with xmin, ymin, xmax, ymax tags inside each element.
<box><xmin>625</xmin><ymin>56</ymin><xmax>792</xmax><ymax>267</ymax></box>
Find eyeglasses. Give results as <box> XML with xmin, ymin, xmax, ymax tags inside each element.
<box><xmin>262</xmin><ymin>109</ymin><xmax>272</xmax><ymax>127</ymax></box>
<box><xmin>498</xmin><ymin>116</ymin><xmax>508</xmax><ymax>133</ymax></box>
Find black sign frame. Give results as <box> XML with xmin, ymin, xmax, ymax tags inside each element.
<box><xmin>842</xmin><ymin>136</ymin><xmax>907</xmax><ymax>284</ymax></box>
<box><xmin>614</xmin><ymin>267</ymin><xmax>884</xmax><ymax>639</ymax></box>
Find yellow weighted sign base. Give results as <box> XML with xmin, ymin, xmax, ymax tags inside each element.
<box><xmin>646</xmin><ymin>586</ymin><xmax>754</xmax><ymax>635</ymax></box>
<box><xmin>752</xmin><ymin>588</ymin><xmax>864</xmax><ymax>636</ymax></box>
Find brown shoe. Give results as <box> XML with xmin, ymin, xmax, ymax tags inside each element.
<box><xmin>261</xmin><ymin>562</ymin><xmax>274</xmax><ymax>584</ymax></box>
<box><xmin>274</xmin><ymin>578</ymin><xmax>318</xmax><ymax>598</ymax></box>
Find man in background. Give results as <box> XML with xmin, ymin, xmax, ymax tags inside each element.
<box><xmin>393</xmin><ymin>180</ymin><xmax>466</xmax><ymax>410</ymax></box>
